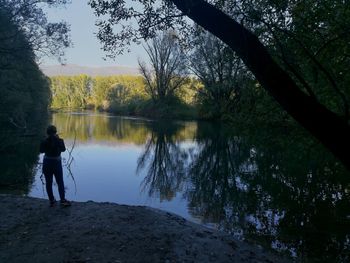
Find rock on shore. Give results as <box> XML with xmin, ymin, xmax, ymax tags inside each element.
<box><xmin>0</xmin><ymin>195</ymin><xmax>289</xmax><ymax>262</ymax></box>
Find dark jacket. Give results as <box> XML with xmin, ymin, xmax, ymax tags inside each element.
<box><xmin>40</xmin><ymin>135</ymin><xmax>66</xmax><ymax>158</ymax></box>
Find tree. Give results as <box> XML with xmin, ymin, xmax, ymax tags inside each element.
<box><xmin>89</xmin><ymin>0</ymin><xmax>350</xmax><ymax>170</ymax></box>
<box><xmin>0</xmin><ymin>0</ymin><xmax>71</xmax><ymax>189</ymax></box>
<box><xmin>189</xmin><ymin>29</ymin><xmax>250</xmax><ymax>119</ymax></box>
<box><xmin>50</xmin><ymin>75</ymin><xmax>91</xmax><ymax>109</ymax></box>
<box><xmin>138</xmin><ymin>32</ymin><xmax>188</xmax><ymax>102</ymax></box>
<box><xmin>0</xmin><ymin>4</ymin><xmax>52</xmax><ymax>129</ymax></box>
<box><xmin>0</xmin><ymin>0</ymin><xmax>71</xmax><ymax>124</ymax></box>
<box><xmin>0</xmin><ymin>0</ymin><xmax>71</xmax><ymax>63</ymax></box>
<box><xmin>218</xmin><ymin>0</ymin><xmax>350</xmax><ymax>121</ymax></box>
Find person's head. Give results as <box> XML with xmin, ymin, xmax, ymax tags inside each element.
<box><xmin>46</xmin><ymin>125</ymin><xmax>57</xmax><ymax>136</ymax></box>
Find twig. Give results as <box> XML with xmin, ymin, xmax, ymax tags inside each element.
<box><xmin>63</xmin><ymin>130</ymin><xmax>77</xmax><ymax>194</ymax></box>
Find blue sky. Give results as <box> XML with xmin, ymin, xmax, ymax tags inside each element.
<box><xmin>42</xmin><ymin>1</ymin><xmax>145</xmax><ymax>67</ymax></box>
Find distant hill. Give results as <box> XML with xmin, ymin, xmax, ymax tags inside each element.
<box><xmin>40</xmin><ymin>64</ymin><xmax>140</xmax><ymax>77</ymax></box>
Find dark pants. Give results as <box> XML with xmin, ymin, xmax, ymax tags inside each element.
<box><xmin>43</xmin><ymin>158</ymin><xmax>65</xmax><ymax>201</ymax></box>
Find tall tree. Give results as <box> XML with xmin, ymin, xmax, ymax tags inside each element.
<box><xmin>0</xmin><ymin>0</ymin><xmax>71</xmax><ymax>128</ymax></box>
<box><xmin>189</xmin><ymin>29</ymin><xmax>250</xmax><ymax>119</ymax></box>
<box><xmin>0</xmin><ymin>0</ymin><xmax>71</xmax><ymax>189</ymax></box>
<box><xmin>89</xmin><ymin>0</ymin><xmax>350</xmax><ymax>169</ymax></box>
<box><xmin>138</xmin><ymin>32</ymin><xmax>187</xmax><ymax>102</ymax></box>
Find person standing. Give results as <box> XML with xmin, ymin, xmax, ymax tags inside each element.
<box><xmin>40</xmin><ymin>125</ymin><xmax>71</xmax><ymax>207</ymax></box>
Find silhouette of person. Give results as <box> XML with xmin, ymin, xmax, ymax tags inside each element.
<box><xmin>40</xmin><ymin>125</ymin><xmax>71</xmax><ymax>207</ymax></box>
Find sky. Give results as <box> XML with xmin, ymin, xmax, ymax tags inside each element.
<box><xmin>42</xmin><ymin>1</ymin><xmax>145</xmax><ymax>68</ymax></box>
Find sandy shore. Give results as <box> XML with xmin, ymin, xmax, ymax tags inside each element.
<box><xmin>0</xmin><ymin>195</ymin><xmax>290</xmax><ymax>262</ymax></box>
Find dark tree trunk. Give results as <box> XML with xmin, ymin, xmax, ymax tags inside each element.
<box><xmin>172</xmin><ymin>0</ymin><xmax>350</xmax><ymax>170</ymax></box>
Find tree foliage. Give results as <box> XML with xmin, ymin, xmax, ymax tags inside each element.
<box><xmin>0</xmin><ymin>0</ymin><xmax>70</xmax><ymax>188</ymax></box>
<box><xmin>50</xmin><ymin>75</ymin><xmax>148</xmax><ymax>113</ymax></box>
<box><xmin>138</xmin><ymin>32</ymin><xmax>188</xmax><ymax>102</ymax></box>
<box><xmin>89</xmin><ymin>0</ymin><xmax>350</xmax><ymax>169</ymax></box>
<box><xmin>221</xmin><ymin>0</ymin><xmax>350</xmax><ymax>120</ymax></box>
<box><xmin>89</xmin><ymin>0</ymin><xmax>350</xmax><ymax>120</ymax></box>
<box><xmin>0</xmin><ymin>0</ymin><xmax>71</xmax><ymax>183</ymax></box>
<box><xmin>0</xmin><ymin>0</ymin><xmax>71</xmax><ymax>62</ymax></box>
<box><xmin>50</xmin><ymin>75</ymin><xmax>91</xmax><ymax>109</ymax></box>
<box><xmin>89</xmin><ymin>0</ymin><xmax>187</xmax><ymax>57</ymax></box>
<box><xmin>0</xmin><ymin>0</ymin><xmax>71</xmax><ymax>129</ymax></box>
<box><xmin>188</xmin><ymin>29</ymin><xmax>252</xmax><ymax>119</ymax></box>
<box><xmin>0</xmin><ymin>4</ymin><xmax>50</xmax><ymax>130</ymax></box>
<box><xmin>91</xmin><ymin>75</ymin><xmax>147</xmax><ymax>113</ymax></box>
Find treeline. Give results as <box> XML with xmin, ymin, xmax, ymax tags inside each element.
<box><xmin>49</xmin><ymin>75</ymin><xmax>198</xmax><ymax>119</ymax></box>
<box><xmin>50</xmin><ymin>75</ymin><xmax>146</xmax><ymax>112</ymax></box>
<box><xmin>48</xmin><ymin>74</ymin><xmax>280</xmax><ymax>123</ymax></box>
<box><xmin>45</xmin><ymin>32</ymin><xmax>301</xmax><ymax>123</ymax></box>
<box><xmin>47</xmin><ymin>71</ymin><xmax>291</xmax><ymax>122</ymax></box>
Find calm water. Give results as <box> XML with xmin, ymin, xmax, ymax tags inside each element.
<box><xmin>3</xmin><ymin>111</ymin><xmax>350</xmax><ymax>261</ymax></box>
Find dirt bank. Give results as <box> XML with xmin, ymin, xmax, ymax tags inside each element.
<box><xmin>0</xmin><ymin>195</ymin><xmax>289</xmax><ymax>262</ymax></box>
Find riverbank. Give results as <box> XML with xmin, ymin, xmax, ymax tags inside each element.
<box><xmin>0</xmin><ymin>195</ymin><xmax>290</xmax><ymax>262</ymax></box>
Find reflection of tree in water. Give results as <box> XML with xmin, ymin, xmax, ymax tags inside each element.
<box><xmin>137</xmin><ymin>121</ymin><xmax>188</xmax><ymax>201</ymax></box>
<box><xmin>0</xmin><ymin>115</ymin><xmax>48</xmax><ymax>194</ymax></box>
<box><xmin>186</xmin><ymin>122</ymin><xmax>253</xmax><ymax>223</ymax></box>
<box><xmin>186</xmin><ymin>123</ymin><xmax>350</xmax><ymax>261</ymax></box>
<box><xmin>52</xmin><ymin>113</ymin><xmax>150</xmax><ymax>145</ymax></box>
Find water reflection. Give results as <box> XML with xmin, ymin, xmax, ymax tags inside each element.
<box><xmin>8</xmin><ymin>111</ymin><xmax>349</xmax><ymax>261</ymax></box>
<box><xmin>53</xmin><ymin>112</ymin><xmax>151</xmax><ymax>145</ymax></box>
<box><xmin>193</xmin><ymin>124</ymin><xmax>349</xmax><ymax>260</ymax></box>
<box><xmin>187</xmin><ymin>122</ymin><xmax>254</xmax><ymax>227</ymax></box>
<box><xmin>0</xmin><ymin>115</ymin><xmax>48</xmax><ymax>194</ymax></box>
<box><xmin>137</xmin><ymin>121</ymin><xmax>189</xmax><ymax>201</ymax></box>
<box><xmin>136</xmin><ymin>120</ymin><xmax>350</xmax><ymax>260</ymax></box>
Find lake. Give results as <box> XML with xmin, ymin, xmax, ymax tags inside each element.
<box><xmin>3</xmin><ymin>111</ymin><xmax>350</xmax><ymax>261</ymax></box>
